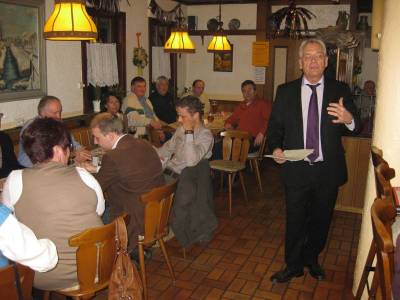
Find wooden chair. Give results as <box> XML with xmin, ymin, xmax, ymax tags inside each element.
<box><xmin>210</xmin><ymin>130</ymin><xmax>250</xmax><ymax>217</ymax></box>
<box><xmin>247</xmin><ymin>135</ymin><xmax>267</xmax><ymax>192</ymax></box>
<box><xmin>71</xmin><ymin>127</ymin><xmax>94</xmax><ymax>150</ymax></box>
<box><xmin>44</xmin><ymin>215</ymin><xmax>129</xmax><ymax>300</ymax></box>
<box><xmin>355</xmin><ymin>147</ymin><xmax>396</xmax><ymax>299</ymax></box>
<box><xmin>370</xmin><ymin>197</ymin><xmax>396</xmax><ymax>300</ymax></box>
<box><xmin>139</xmin><ymin>180</ymin><xmax>178</xmax><ymax>300</ymax></box>
<box><xmin>0</xmin><ymin>263</ymin><xmax>34</xmax><ymax>300</ymax></box>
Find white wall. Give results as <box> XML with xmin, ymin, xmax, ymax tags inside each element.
<box><xmin>353</xmin><ymin>1</ymin><xmax>400</xmax><ymax>298</ymax></box>
<box><xmin>179</xmin><ymin>4</ymin><xmax>257</xmax><ymax>101</ymax></box>
<box><xmin>0</xmin><ymin>0</ymin><xmax>149</xmax><ymax>129</ymax></box>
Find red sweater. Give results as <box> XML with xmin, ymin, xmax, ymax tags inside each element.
<box><xmin>225</xmin><ymin>97</ymin><xmax>272</xmax><ymax>138</ymax></box>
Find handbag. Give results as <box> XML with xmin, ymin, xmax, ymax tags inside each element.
<box><xmin>108</xmin><ymin>217</ymin><xmax>143</xmax><ymax>300</ymax></box>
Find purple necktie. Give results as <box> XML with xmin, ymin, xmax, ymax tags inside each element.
<box><xmin>306</xmin><ymin>83</ymin><xmax>320</xmax><ymax>162</ymax></box>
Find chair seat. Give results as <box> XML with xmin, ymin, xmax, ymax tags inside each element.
<box><xmin>247</xmin><ymin>151</ymin><xmax>259</xmax><ymax>159</ymax></box>
<box><xmin>210</xmin><ymin>160</ymin><xmax>246</xmax><ymax>172</ymax></box>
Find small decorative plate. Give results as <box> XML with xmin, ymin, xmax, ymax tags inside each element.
<box><xmin>228</xmin><ymin>18</ymin><xmax>240</xmax><ymax>30</ymax></box>
<box><xmin>207</xmin><ymin>18</ymin><xmax>219</xmax><ymax>31</ymax></box>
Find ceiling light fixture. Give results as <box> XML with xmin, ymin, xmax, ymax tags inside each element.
<box><xmin>207</xmin><ymin>1</ymin><xmax>231</xmax><ymax>53</ymax></box>
<box><xmin>44</xmin><ymin>0</ymin><xmax>97</xmax><ymax>41</ymax></box>
<box><xmin>164</xmin><ymin>4</ymin><xmax>195</xmax><ymax>53</ymax></box>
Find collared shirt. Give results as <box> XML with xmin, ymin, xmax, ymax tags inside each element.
<box><xmin>301</xmin><ymin>76</ymin><xmax>355</xmax><ymax>162</ymax></box>
<box><xmin>224</xmin><ymin>97</ymin><xmax>272</xmax><ymax>138</ymax></box>
<box><xmin>18</xmin><ymin>117</ymin><xmax>82</xmax><ymax>168</ymax></box>
<box><xmin>0</xmin><ymin>204</ymin><xmax>58</xmax><ymax>272</ymax></box>
<box><xmin>156</xmin><ymin>125</ymin><xmax>213</xmax><ymax>174</ymax></box>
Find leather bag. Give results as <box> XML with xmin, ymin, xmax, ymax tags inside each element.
<box><xmin>108</xmin><ymin>217</ymin><xmax>143</xmax><ymax>300</ymax></box>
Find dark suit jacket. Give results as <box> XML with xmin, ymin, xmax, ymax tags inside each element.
<box><xmin>267</xmin><ymin>77</ymin><xmax>360</xmax><ymax>188</ymax></box>
<box><xmin>0</xmin><ymin>132</ymin><xmax>22</xmax><ymax>178</ymax></box>
<box><xmin>94</xmin><ymin>135</ymin><xmax>165</xmax><ymax>250</ymax></box>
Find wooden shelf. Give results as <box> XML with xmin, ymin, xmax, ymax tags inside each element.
<box><xmin>189</xmin><ymin>29</ymin><xmax>256</xmax><ymax>36</ymax></box>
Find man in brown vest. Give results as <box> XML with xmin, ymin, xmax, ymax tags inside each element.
<box><xmin>81</xmin><ymin>113</ymin><xmax>165</xmax><ymax>255</ymax></box>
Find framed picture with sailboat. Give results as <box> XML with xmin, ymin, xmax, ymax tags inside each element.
<box><xmin>0</xmin><ymin>0</ymin><xmax>47</xmax><ymax>102</ymax></box>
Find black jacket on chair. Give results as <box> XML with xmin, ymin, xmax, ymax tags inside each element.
<box><xmin>267</xmin><ymin>77</ymin><xmax>361</xmax><ymax>188</ymax></box>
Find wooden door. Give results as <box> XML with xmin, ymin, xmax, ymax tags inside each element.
<box><xmin>266</xmin><ymin>38</ymin><xmax>303</xmax><ymax>101</ymax></box>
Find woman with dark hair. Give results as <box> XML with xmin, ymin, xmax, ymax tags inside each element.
<box><xmin>101</xmin><ymin>93</ymin><xmax>123</xmax><ymax>119</ymax></box>
<box><xmin>2</xmin><ymin>118</ymin><xmax>105</xmax><ymax>291</ymax></box>
<box><xmin>0</xmin><ymin>131</ymin><xmax>22</xmax><ymax>178</ymax></box>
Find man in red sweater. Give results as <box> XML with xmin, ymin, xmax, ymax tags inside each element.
<box><xmin>224</xmin><ymin>80</ymin><xmax>272</xmax><ymax>152</ymax></box>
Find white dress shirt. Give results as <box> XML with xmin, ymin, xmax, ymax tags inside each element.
<box><xmin>0</xmin><ymin>212</ymin><xmax>58</xmax><ymax>272</ymax></box>
<box><xmin>3</xmin><ymin>168</ymin><xmax>105</xmax><ymax>216</ymax></box>
<box><xmin>301</xmin><ymin>76</ymin><xmax>355</xmax><ymax>162</ymax></box>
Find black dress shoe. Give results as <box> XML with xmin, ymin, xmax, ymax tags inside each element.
<box><xmin>270</xmin><ymin>267</ymin><xmax>304</xmax><ymax>283</ymax></box>
<box><xmin>306</xmin><ymin>263</ymin><xmax>326</xmax><ymax>280</ymax></box>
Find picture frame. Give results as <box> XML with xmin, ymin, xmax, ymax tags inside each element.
<box><xmin>213</xmin><ymin>45</ymin><xmax>233</xmax><ymax>72</ymax></box>
<box><xmin>0</xmin><ymin>0</ymin><xmax>47</xmax><ymax>102</ymax></box>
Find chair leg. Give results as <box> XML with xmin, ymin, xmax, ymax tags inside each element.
<box><xmin>355</xmin><ymin>241</ymin><xmax>376</xmax><ymax>300</ymax></box>
<box><xmin>239</xmin><ymin>171</ymin><xmax>248</xmax><ymax>203</ymax></box>
<box><xmin>254</xmin><ymin>159</ymin><xmax>263</xmax><ymax>192</ymax></box>
<box><xmin>182</xmin><ymin>247</ymin><xmax>186</xmax><ymax>260</ymax></box>
<box><xmin>220</xmin><ymin>171</ymin><xmax>224</xmax><ymax>192</ymax></box>
<box><xmin>43</xmin><ymin>291</ymin><xmax>50</xmax><ymax>300</ymax></box>
<box><xmin>228</xmin><ymin>173</ymin><xmax>233</xmax><ymax>217</ymax></box>
<box><xmin>159</xmin><ymin>238</ymin><xmax>176</xmax><ymax>283</ymax></box>
<box><xmin>249</xmin><ymin>159</ymin><xmax>254</xmax><ymax>172</ymax></box>
<box><xmin>138</xmin><ymin>243</ymin><xmax>147</xmax><ymax>300</ymax></box>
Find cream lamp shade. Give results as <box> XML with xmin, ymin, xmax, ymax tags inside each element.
<box><xmin>207</xmin><ymin>33</ymin><xmax>231</xmax><ymax>52</ymax></box>
<box><xmin>164</xmin><ymin>29</ymin><xmax>195</xmax><ymax>53</ymax></box>
<box><xmin>44</xmin><ymin>0</ymin><xmax>97</xmax><ymax>41</ymax></box>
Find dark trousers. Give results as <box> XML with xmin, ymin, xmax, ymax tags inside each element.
<box><xmin>284</xmin><ymin>164</ymin><xmax>338</xmax><ymax>269</ymax></box>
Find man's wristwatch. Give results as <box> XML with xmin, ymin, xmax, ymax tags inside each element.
<box><xmin>184</xmin><ymin>130</ymin><xmax>194</xmax><ymax>134</ymax></box>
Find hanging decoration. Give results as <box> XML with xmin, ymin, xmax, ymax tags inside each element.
<box><xmin>207</xmin><ymin>1</ymin><xmax>231</xmax><ymax>53</ymax></box>
<box><xmin>268</xmin><ymin>0</ymin><xmax>316</xmax><ymax>39</ymax></box>
<box><xmin>149</xmin><ymin>0</ymin><xmax>179</xmax><ymax>23</ymax></box>
<box><xmin>133</xmin><ymin>32</ymin><xmax>148</xmax><ymax>76</ymax></box>
<box><xmin>86</xmin><ymin>0</ymin><xmax>131</xmax><ymax>13</ymax></box>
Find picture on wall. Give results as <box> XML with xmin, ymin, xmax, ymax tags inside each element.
<box><xmin>0</xmin><ymin>0</ymin><xmax>46</xmax><ymax>102</ymax></box>
<box><xmin>213</xmin><ymin>45</ymin><xmax>233</xmax><ymax>72</ymax></box>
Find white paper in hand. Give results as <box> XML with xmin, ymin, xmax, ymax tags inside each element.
<box><xmin>264</xmin><ymin>149</ymin><xmax>314</xmax><ymax>161</ymax></box>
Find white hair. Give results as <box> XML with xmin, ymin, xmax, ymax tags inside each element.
<box><xmin>156</xmin><ymin>76</ymin><xmax>169</xmax><ymax>84</ymax></box>
<box><xmin>298</xmin><ymin>38</ymin><xmax>327</xmax><ymax>58</ymax></box>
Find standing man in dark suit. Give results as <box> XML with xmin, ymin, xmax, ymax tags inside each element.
<box><xmin>268</xmin><ymin>38</ymin><xmax>360</xmax><ymax>283</ymax></box>
<box><xmin>80</xmin><ymin>113</ymin><xmax>165</xmax><ymax>256</ymax></box>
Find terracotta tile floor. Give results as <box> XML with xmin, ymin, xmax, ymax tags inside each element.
<box><xmin>142</xmin><ymin>161</ymin><xmax>362</xmax><ymax>300</ymax></box>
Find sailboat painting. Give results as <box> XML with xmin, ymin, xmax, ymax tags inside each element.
<box><xmin>0</xmin><ymin>0</ymin><xmax>46</xmax><ymax>101</ymax></box>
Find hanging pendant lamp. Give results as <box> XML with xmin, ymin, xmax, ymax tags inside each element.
<box><xmin>207</xmin><ymin>1</ymin><xmax>231</xmax><ymax>52</ymax></box>
<box><xmin>44</xmin><ymin>0</ymin><xmax>97</xmax><ymax>41</ymax></box>
<box><xmin>164</xmin><ymin>5</ymin><xmax>195</xmax><ymax>53</ymax></box>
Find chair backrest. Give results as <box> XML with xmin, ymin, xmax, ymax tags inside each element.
<box><xmin>139</xmin><ymin>180</ymin><xmax>178</xmax><ymax>245</ymax></box>
<box><xmin>146</xmin><ymin>125</ymin><xmax>162</xmax><ymax>148</ymax></box>
<box><xmin>221</xmin><ymin>130</ymin><xmax>251</xmax><ymax>163</ymax></box>
<box><xmin>375</xmin><ymin>162</ymin><xmax>396</xmax><ymax>199</ymax></box>
<box><xmin>371</xmin><ymin>197</ymin><xmax>396</xmax><ymax>300</ymax></box>
<box><xmin>371</xmin><ymin>146</ymin><xmax>384</xmax><ymax>168</ymax></box>
<box><xmin>71</xmin><ymin>127</ymin><xmax>94</xmax><ymax>150</ymax></box>
<box><xmin>69</xmin><ymin>214</ymin><xmax>129</xmax><ymax>293</ymax></box>
<box><xmin>371</xmin><ymin>146</ymin><xmax>396</xmax><ymax>198</ymax></box>
<box><xmin>0</xmin><ymin>263</ymin><xmax>34</xmax><ymax>300</ymax></box>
